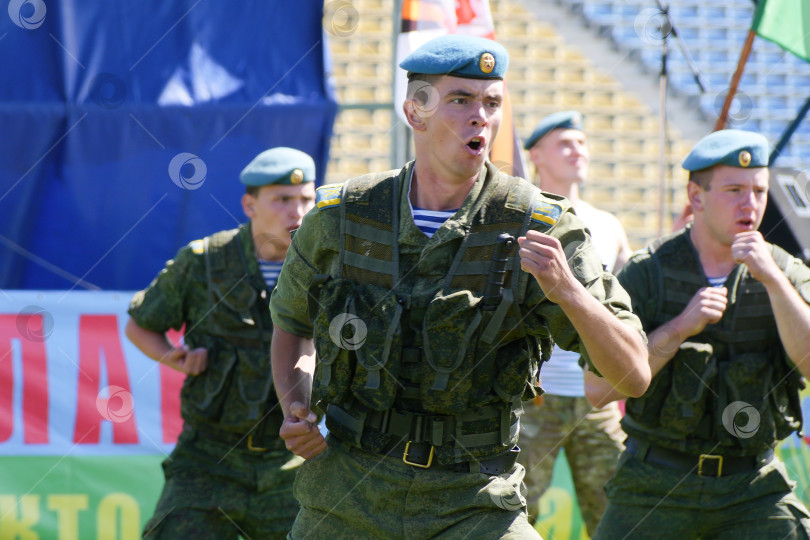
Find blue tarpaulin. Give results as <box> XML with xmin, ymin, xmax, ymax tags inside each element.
<box><xmin>0</xmin><ymin>1</ymin><xmax>337</xmax><ymax>290</ymax></box>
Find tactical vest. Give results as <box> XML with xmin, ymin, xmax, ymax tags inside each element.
<box><xmin>623</xmin><ymin>231</ymin><xmax>804</xmax><ymax>455</ymax></box>
<box><xmin>180</xmin><ymin>225</ymin><xmax>281</xmax><ymax>437</ymax></box>
<box><xmin>310</xmin><ymin>165</ymin><xmax>559</xmax><ymax>462</ymax></box>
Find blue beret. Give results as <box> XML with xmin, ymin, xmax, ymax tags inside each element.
<box><xmin>682</xmin><ymin>129</ymin><xmax>769</xmax><ymax>172</ymax></box>
<box><xmin>240</xmin><ymin>147</ymin><xmax>315</xmax><ymax>187</ymax></box>
<box><xmin>399</xmin><ymin>34</ymin><xmax>509</xmax><ymax>80</ymax></box>
<box><xmin>523</xmin><ymin>110</ymin><xmax>584</xmax><ymax>150</ymax></box>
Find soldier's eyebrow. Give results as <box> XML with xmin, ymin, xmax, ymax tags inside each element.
<box><xmin>446</xmin><ymin>89</ymin><xmax>476</xmax><ymax>99</ymax></box>
<box><xmin>445</xmin><ymin>89</ymin><xmax>503</xmax><ymax>104</ymax></box>
<box><xmin>484</xmin><ymin>91</ymin><xmax>503</xmax><ymax>104</ymax></box>
<box><xmin>719</xmin><ymin>181</ymin><xmax>763</xmax><ymax>190</ymax></box>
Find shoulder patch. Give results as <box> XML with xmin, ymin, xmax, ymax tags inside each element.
<box><xmin>316</xmin><ymin>183</ymin><xmax>344</xmax><ymax>210</ymax></box>
<box><xmin>189</xmin><ymin>239</ymin><xmax>204</xmax><ymax>254</ymax></box>
<box><xmin>531</xmin><ymin>200</ymin><xmax>563</xmax><ymax>226</ymax></box>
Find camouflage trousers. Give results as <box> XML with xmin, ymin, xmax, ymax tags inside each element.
<box><xmin>143</xmin><ymin>424</ymin><xmax>303</xmax><ymax>539</ymax></box>
<box><xmin>289</xmin><ymin>435</ymin><xmax>540</xmax><ymax>539</ymax></box>
<box><xmin>517</xmin><ymin>395</ymin><xmax>624</xmax><ymax>535</ymax></box>
<box><xmin>594</xmin><ymin>441</ymin><xmax>810</xmax><ymax>540</ymax></box>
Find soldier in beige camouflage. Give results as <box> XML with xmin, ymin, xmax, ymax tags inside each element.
<box><xmin>126</xmin><ymin>147</ymin><xmax>316</xmax><ymax>539</ymax></box>
<box><xmin>270</xmin><ymin>35</ymin><xmax>650</xmax><ymax>539</ymax></box>
<box><xmin>588</xmin><ymin>130</ymin><xmax>810</xmax><ymax>539</ymax></box>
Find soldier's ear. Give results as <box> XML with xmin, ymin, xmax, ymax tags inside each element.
<box><xmin>404</xmin><ymin>99</ymin><xmax>427</xmax><ymax>131</ymax></box>
<box><xmin>687</xmin><ymin>181</ymin><xmax>704</xmax><ymax>212</ymax></box>
<box><xmin>242</xmin><ymin>193</ymin><xmax>255</xmax><ymax>219</ymax></box>
<box><xmin>528</xmin><ymin>144</ymin><xmax>543</xmax><ymax>169</ymax></box>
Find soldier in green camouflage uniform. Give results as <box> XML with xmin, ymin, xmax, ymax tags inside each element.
<box><xmin>589</xmin><ymin>130</ymin><xmax>810</xmax><ymax>539</ymax></box>
<box><xmin>270</xmin><ymin>35</ymin><xmax>650</xmax><ymax>539</ymax></box>
<box><xmin>126</xmin><ymin>147</ymin><xmax>316</xmax><ymax>539</ymax></box>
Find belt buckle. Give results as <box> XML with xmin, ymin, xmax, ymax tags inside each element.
<box><xmin>698</xmin><ymin>454</ymin><xmax>723</xmax><ymax>477</ymax></box>
<box><xmin>402</xmin><ymin>441</ymin><xmax>434</xmax><ymax>468</ymax></box>
<box><xmin>247</xmin><ymin>434</ymin><xmax>267</xmax><ymax>453</ymax></box>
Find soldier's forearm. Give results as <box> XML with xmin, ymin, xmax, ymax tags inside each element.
<box><xmin>765</xmin><ymin>274</ymin><xmax>810</xmax><ymax>377</ymax></box>
<box><xmin>560</xmin><ymin>289</ymin><xmax>650</xmax><ymax>397</ymax></box>
<box><xmin>643</xmin><ymin>323</ymin><xmax>686</xmax><ymax>379</ymax></box>
<box><xmin>125</xmin><ymin>318</ymin><xmax>175</xmax><ymax>363</ymax></box>
<box><xmin>584</xmin><ymin>369</ymin><xmax>625</xmax><ymax>407</ymax></box>
<box><xmin>271</xmin><ymin>326</ymin><xmax>316</xmax><ymax>417</ymax></box>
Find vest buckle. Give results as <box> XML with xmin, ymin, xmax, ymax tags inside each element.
<box><xmin>247</xmin><ymin>434</ymin><xmax>268</xmax><ymax>452</ymax></box>
<box><xmin>402</xmin><ymin>441</ymin><xmax>434</xmax><ymax>468</ymax></box>
<box><xmin>698</xmin><ymin>454</ymin><xmax>723</xmax><ymax>477</ymax></box>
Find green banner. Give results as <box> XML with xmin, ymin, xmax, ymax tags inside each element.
<box><xmin>3</xmin><ymin>442</ymin><xmax>810</xmax><ymax>539</ymax></box>
<box><xmin>0</xmin><ymin>456</ymin><xmax>164</xmax><ymax>539</ymax></box>
<box><xmin>535</xmin><ymin>449</ymin><xmax>588</xmax><ymax>540</ymax></box>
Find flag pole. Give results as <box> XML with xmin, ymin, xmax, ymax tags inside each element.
<box><xmin>391</xmin><ymin>0</ymin><xmax>408</xmax><ymax>169</ymax></box>
<box><xmin>714</xmin><ymin>29</ymin><xmax>756</xmax><ymax>131</ymax></box>
<box><xmin>769</xmin><ymin>95</ymin><xmax>810</xmax><ymax>166</ymax></box>
<box><xmin>656</xmin><ymin>33</ymin><xmax>669</xmax><ymax>239</ymax></box>
<box><xmin>654</xmin><ymin>0</ymin><xmax>705</xmax><ymax>238</ymax></box>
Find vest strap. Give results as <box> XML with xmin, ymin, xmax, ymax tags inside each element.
<box><xmin>481</xmin><ymin>288</ymin><xmax>514</xmax><ymax>345</ymax></box>
<box><xmin>451</xmin><ymin>260</ymin><xmax>496</xmax><ymax>276</ymax></box>
<box><xmin>326</xmin><ymin>403</ymin><xmax>519</xmax><ymax>450</ymax></box>
<box><xmin>344</xmin><ymin>218</ymin><xmax>394</xmax><ymax>244</ymax></box>
<box><xmin>343</xmin><ymin>250</ymin><xmax>396</xmax><ymax>275</ymax></box>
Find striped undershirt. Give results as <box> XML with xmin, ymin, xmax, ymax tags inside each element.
<box><xmin>411</xmin><ymin>207</ymin><xmax>457</xmax><ymax>238</ymax></box>
<box><xmin>406</xmin><ymin>166</ymin><xmax>457</xmax><ymax>238</ymax></box>
<box><xmin>257</xmin><ymin>260</ymin><xmax>284</xmax><ymax>290</ymax></box>
<box><xmin>707</xmin><ymin>276</ymin><xmax>727</xmax><ymax>288</ymax></box>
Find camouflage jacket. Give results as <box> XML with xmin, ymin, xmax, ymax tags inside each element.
<box><xmin>271</xmin><ymin>162</ymin><xmax>643</xmax><ymax>462</ymax></box>
<box><xmin>129</xmin><ymin>223</ymin><xmax>285</xmax><ymax>443</ymax></box>
<box><xmin>618</xmin><ymin>227</ymin><xmax>810</xmax><ymax>456</ymax></box>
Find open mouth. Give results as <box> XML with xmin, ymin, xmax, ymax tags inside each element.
<box><xmin>737</xmin><ymin>218</ymin><xmax>754</xmax><ymax>228</ymax></box>
<box><xmin>467</xmin><ymin>137</ymin><xmax>483</xmax><ymax>151</ymax></box>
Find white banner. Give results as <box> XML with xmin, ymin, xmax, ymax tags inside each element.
<box><xmin>0</xmin><ymin>291</ymin><xmax>184</xmax><ymax>456</ymax></box>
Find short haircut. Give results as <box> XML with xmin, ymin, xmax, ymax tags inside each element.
<box><xmin>688</xmin><ymin>168</ymin><xmax>714</xmax><ymax>190</ymax></box>
<box><xmin>406</xmin><ymin>73</ymin><xmax>442</xmax><ymax>104</ymax></box>
<box><xmin>245</xmin><ymin>185</ymin><xmax>261</xmax><ymax>197</ymax></box>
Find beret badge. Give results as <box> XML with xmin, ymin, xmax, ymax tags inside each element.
<box><xmin>479</xmin><ymin>52</ymin><xmax>495</xmax><ymax>74</ymax></box>
<box><xmin>290</xmin><ymin>169</ymin><xmax>304</xmax><ymax>184</ymax></box>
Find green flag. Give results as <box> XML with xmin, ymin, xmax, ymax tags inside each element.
<box><xmin>752</xmin><ymin>0</ymin><xmax>810</xmax><ymax>62</ymax></box>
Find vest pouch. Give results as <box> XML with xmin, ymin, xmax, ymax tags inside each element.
<box><xmin>625</xmin><ymin>366</ymin><xmax>670</xmax><ymax>429</ymax></box>
<box><xmin>311</xmin><ymin>278</ymin><xmax>356</xmax><ymax>405</ymax></box>
<box><xmin>659</xmin><ymin>341</ymin><xmax>717</xmax><ymax>437</ymax></box>
<box><xmin>181</xmin><ymin>343</ymin><xmax>237</xmax><ymax>423</ymax></box>
<box><xmin>481</xmin><ymin>287</ymin><xmax>547</xmax><ymax>404</ymax></box>
<box><xmin>347</xmin><ymin>284</ymin><xmax>403</xmax><ymax>411</ymax></box>
<box><xmin>718</xmin><ymin>352</ymin><xmax>781</xmax><ymax>450</ymax></box>
<box><xmin>216</xmin><ymin>347</ymin><xmax>275</xmax><ymax>432</ymax></box>
<box><xmin>421</xmin><ymin>290</ymin><xmax>483</xmax><ymax>414</ymax></box>
<box><xmin>210</xmin><ymin>280</ymin><xmax>259</xmax><ymax>334</ymax></box>
<box><xmin>772</xmin><ymin>367</ymin><xmax>804</xmax><ymax>441</ymax></box>
<box><xmin>491</xmin><ymin>337</ymin><xmax>541</xmax><ymax>404</ymax></box>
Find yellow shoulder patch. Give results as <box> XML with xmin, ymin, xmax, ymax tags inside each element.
<box><xmin>316</xmin><ymin>182</ymin><xmax>344</xmax><ymax>210</ymax></box>
<box><xmin>531</xmin><ymin>200</ymin><xmax>563</xmax><ymax>226</ymax></box>
<box><xmin>189</xmin><ymin>239</ymin><xmax>204</xmax><ymax>254</ymax></box>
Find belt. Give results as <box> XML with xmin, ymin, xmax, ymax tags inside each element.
<box><xmin>189</xmin><ymin>423</ymin><xmax>279</xmax><ymax>453</ymax></box>
<box><xmin>329</xmin><ymin>434</ymin><xmax>519</xmax><ymax>475</ymax></box>
<box><xmin>329</xmin><ymin>403</ymin><xmax>518</xmax><ymax>450</ymax></box>
<box><xmin>381</xmin><ymin>439</ymin><xmax>520</xmax><ymax>475</ymax></box>
<box><xmin>626</xmin><ymin>438</ymin><xmax>774</xmax><ymax>477</ymax></box>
